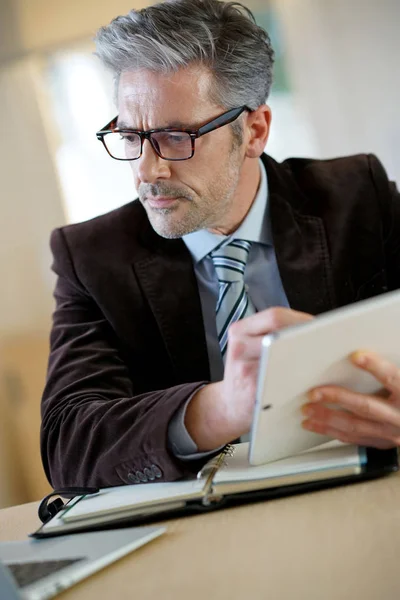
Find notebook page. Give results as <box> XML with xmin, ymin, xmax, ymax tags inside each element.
<box><xmin>62</xmin><ymin>479</ymin><xmax>205</xmax><ymax>523</ymax></box>
<box><xmin>40</xmin><ymin>500</ymin><xmax>187</xmax><ymax>535</ymax></box>
<box><xmin>213</xmin><ymin>442</ymin><xmax>363</xmax><ymax>486</ymax></box>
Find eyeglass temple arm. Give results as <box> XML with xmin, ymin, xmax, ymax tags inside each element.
<box><xmin>96</xmin><ymin>116</ymin><xmax>118</xmax><ymax>137</ymax></box>
<box><xmin>197</xmin><ymin>106</ymin><xmax>250</xmax><ymax>137</ymax></box>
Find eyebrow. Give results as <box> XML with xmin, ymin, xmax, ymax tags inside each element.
<box><xmin>116</xmin><ymin>118</ymin><xmax>197</xmax><ymax>130</ymax></box>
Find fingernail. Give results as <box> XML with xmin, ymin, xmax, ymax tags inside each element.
<box><xmin>351</xmin><ymin>351</ymin><xmax>368</xmax><ymax>366</ymax></box>
<box><xmin>309</xmin><ymin>390</ymin><xmax>324</xmax><ymax>402</ymax></box>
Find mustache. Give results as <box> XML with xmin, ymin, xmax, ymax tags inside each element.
<box><xmin>139</xmin><ymin>183</ymin><xmax>193</xmax><ymax>202</ymax></box>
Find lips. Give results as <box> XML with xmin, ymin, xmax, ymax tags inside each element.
<box><xmin>146</xmin><ymin>196</ymin><xmax>179</xmax><ymax>209</ymax></box>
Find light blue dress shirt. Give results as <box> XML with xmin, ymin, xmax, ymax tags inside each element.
<box><xmin>168</xmin><ymin>159</ymin><xmax>289</xmax><ymax>457</ymax></box>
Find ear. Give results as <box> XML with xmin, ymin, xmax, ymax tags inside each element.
<box><xmin>243</xmin><ymin>105</ymin><xmax>272</xmax><ymax>158</ymax></box>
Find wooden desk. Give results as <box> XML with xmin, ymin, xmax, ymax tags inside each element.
<box><xmin>1</xmin><ymin>474</ymin><xmax>400</xmax><ymax>600</ymax></box>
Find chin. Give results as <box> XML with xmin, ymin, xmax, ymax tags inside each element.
<box><xmin>147</xmin><ymin>206</ymin><xmax>201</xmax><ymax>239</ymax></box>
<box><xmin>149</xmin><ymin>217</ymin><xmax>188</xmax><ymax>239</ymax></box>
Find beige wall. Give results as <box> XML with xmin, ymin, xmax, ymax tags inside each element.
<box><xmin>0</xmin><ymin>0</ymin><xmax>148</xmax><ymax>64</ymax></box>
<box><xmin>0</xmin><ymin>337</ymin><xmax>51</xmax><ymax>506</ymax></box>
<box><xmin>273</xmin><ymin>0</ymin><xmax>400</xmax><ymax>183</ymax></box>
<box><xmin>0</xmin><ymin>59</ymin><xmax>65</xmax><ymax>337</ymax></box>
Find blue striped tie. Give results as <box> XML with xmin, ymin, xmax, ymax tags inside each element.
<box><xmin>210</xmin><ymin>239</ymin><xmax>256</xmax><ymax>361</ymax></box>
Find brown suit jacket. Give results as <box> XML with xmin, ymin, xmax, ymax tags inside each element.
<box><xmin>41</xmin><ymin>153</ymin><xmax>400</xmax><ymax>488</ymax></box>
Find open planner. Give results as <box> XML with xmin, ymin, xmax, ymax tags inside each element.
<box><xmin>32</xmin><ymin>441</ymin><xmax>397</xmax><ymax>538</ymax></box>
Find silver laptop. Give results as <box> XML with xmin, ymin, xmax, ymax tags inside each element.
<box><xmin>0</xmin><ymin>525</ymin><xmax>165</xmax><ymax>600</ymax></box>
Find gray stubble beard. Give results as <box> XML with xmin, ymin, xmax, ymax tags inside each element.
<box><xmin>140</xmin><ymin>147</ymin><xmax>244</xmax><ymax>239</ymax></box>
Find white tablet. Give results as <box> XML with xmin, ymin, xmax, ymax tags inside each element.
<box><xmin>249</xmin><ymin>289</ymin><xmax>400</xmax><ymax>465</ymax></box>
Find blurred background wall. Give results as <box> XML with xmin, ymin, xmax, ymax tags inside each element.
<box><xmin>0</xmin><ymin>0</ymin><xmax>398</xmax><ymax>508</ymax></box>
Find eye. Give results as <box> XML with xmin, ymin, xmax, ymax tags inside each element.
<box><xmin>156</xmin><ymin>132</ymin><xmax>189</xmax><ymax>144</ymax></box>
<box><xmin>168</xmin><ymin>133</ymin><xmax>188</xmax><ymax>143</ymax></box>
<box><xmin>119</xmin><ymin>133</ymin><xmax>140</xmax><ymax>144</ymax></box>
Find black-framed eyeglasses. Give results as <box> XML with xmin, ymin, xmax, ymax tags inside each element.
<box><xmin>96</xmin><ymin>105</ymin><xmax>251</xmax><ymax>162</ymax></box>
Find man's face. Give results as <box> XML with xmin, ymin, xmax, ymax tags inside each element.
<box><xmin>117</xmin><ymin>66</ymin><xmax>246</xmax><ymax>238</ymax></box>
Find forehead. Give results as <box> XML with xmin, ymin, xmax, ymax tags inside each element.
<box><xmin>117</xmin><ymin>66</ymin><xmax>218</xmax><ymax>127</ymax></box>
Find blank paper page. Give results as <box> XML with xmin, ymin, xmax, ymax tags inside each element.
<box><xmin>214</xmin><ymin>442</ymin><xmax>362</xmax><ymax>485</ymax></box>
<box><xmin>62</xmin><ymin>479</ymin><xmax>205</xmax><ymax>523</ymax></box>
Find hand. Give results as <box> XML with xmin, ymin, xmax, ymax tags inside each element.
<box><xmin>186</xmin><ymin>307</ymin><xmax>313</xmax><ymax>450</ymax></box>
<box><xmin>220</xmin><ymin>307</ymin><xmax>314</xmax><ymax>438</ymax></box>
<box><xmin>301</xmin><ymin>350</ymin><xmax>400</xmax><ymax>448</ymax></box>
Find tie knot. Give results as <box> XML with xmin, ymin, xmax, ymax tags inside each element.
<box><xmin>210</xmin><ymin>239</ymin><xmax>251</xmax><ymax>283</ymax></box>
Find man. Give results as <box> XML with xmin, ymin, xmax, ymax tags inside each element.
<box><xmin>41</xmin><ymin>0</ymin><xmax>400</xmax><ymax>489</ymax></box>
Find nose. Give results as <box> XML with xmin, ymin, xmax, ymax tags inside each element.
<box><xmin>134</xmin><ymin>138</ymin><xmax>172</xmax><ymax>184</ymax></box>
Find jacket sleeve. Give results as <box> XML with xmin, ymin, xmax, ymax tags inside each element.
<box><xmin>41</xmin><ymin>227</ymin><xmax>210</xmax><ymax>489</ymax></box>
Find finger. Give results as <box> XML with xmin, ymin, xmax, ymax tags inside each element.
<box><xmin>302</xmin><ymin>419</ymin><xmax>397</xmax><ymax>449</ymax></box>
<box><xmin>229</xmin><ymin>306</ymin><xmax>313</xmax><ymax>338</ymax></box>
<box><xmin>301</xmin><ymin>403</ymin><xmax>400</xmax><ymax>446</ymax></box>
<box><xmin>307</xmin><ymin>385</ymin><xmax>400</xmax><ymax>429</ymax></box>
<box><xmin>226</xmin><ymin>333</ymin><xmax>262</xmax><ymax>362</ymax></box>
<box><xmin>351</xmin><ymin>350</ymin><xmax>400</xmax><ymax>395</ymax></box>
<box><xmin>226</xmin><ymin>307</ymin><xmax>314</xmax><ymax>362</ymax></box>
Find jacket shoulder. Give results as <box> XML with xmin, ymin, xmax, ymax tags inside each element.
<box><xmin>51</xmin><ymin>199</ymin><xmax>147</xmax><ymax>260</ymax></box>
<box><xmin>58</xmin><ymin>199</ymin><xmax>145</xmax><ymax>238</ymax></box>
<box><xmin>277</xmin><ymin>152</ymin><xmax>390</xmax><ymax>190</ymax></box>
<box><xmin>263</xmin><ymin>153</ymin><xmax>392</xmax><ymax>213</ymax></box>
<box><xmin>278</xmin><ymin>152</ymin><xmax>385</xmax><ymax>183</ymax></box>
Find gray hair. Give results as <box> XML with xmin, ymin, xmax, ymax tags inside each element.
<box><xmin>95</xmin><ymin>0</ymin><xmax>274</xmax><ymax>139</ymax></box>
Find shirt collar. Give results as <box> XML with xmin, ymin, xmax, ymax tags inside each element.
<box><xmin>183</xmin><ymin>158</ymin><xmax>272</xmax><ymax>264</ymax></box>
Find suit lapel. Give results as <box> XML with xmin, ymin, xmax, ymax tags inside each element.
<box><xmin>132</xmin><ymin>220</ymin><xmax>210</xmax><ymax>383</ymax></box>
<box><xmin>263</xmin><ymin>155</ymin><xmax>336</xmax><ymax>315</ymax></box>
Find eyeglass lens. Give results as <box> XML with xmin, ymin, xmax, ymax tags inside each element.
<box><xmin>105</xmin><ymin>131</ymin><xmax>193</xmax><ymax>160</ymax></box>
